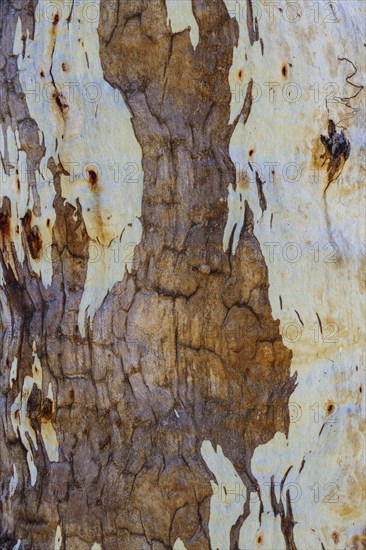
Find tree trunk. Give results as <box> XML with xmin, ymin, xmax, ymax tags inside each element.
<box><xmin>0</xmin><ymin>1</ymin><xmax>364</xmax><ymax>549</ymax></box>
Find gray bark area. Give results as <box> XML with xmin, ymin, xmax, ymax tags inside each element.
<box><xmin>0</xmin><ymin>1</ymin><xmax>297</xmax><ymax>548</ymax></box>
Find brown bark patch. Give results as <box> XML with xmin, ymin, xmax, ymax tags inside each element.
<box><xmin>21</xmin><ymin>210</ymin><xmax>43</xmax><ymax>260</ymax></box>
<box><xmin>0</xmin><ymin>1</ymin><xmax>297</xmax><ymax>548</ymax></box>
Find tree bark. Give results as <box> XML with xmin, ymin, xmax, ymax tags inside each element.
<box><xmin>0</xmin><ymin>1</ymin><xmax>364</xmax><ymax>549</ymax></box>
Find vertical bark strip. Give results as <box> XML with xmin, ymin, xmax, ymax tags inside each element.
<box><xmin>3</xmin><ymin>0</ymin><xmax>363</xmax><ymax>548</ymax></box>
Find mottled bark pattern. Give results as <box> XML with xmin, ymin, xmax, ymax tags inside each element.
<box><xmin>0</xmin><ymin>1</ymin><xmax>295</xmax><ymax>548</ymax></box>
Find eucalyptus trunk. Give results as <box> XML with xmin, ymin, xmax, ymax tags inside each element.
<box><xmin>0</xmin><ymin>1</ymin><xmax>364</xmax><ymax>549</ymax></box>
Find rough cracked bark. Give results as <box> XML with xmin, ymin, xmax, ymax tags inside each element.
<box><xmin>0</xmin><ymin>1</ymin><xmax>364</xmax><ymax>549</ymax></box>
<box><xmin>0</xmin><ymin>0</ymin><xmax>294</xmax><ymax>547</ymax></box>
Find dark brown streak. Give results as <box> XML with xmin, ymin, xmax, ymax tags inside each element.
<box><xmin>316</xmin><ymin>312</ymin><xmax>323</xmax><ymax>335</ymax></box>
<box><xmin>246</xmin><ymin>0</ymin><xmax>260</xmax><ymax>46</ymax></box>
<box><xmin>294</xmin><ymin>310</ymin><xmax>303</xmax><ymax>326</ymax></box>
<box><xmin>255</xmin><ymin>171</ymin><xmax>267</xmax><ymax>215</ymax></box>
<box><xmin>229</xmin><ymin>78</ymin><xmax>254</xmax><ymax>138</ymax></box>
<box><xmin>229</xmin><ymin>491</ymin><xmax>251</xmax><ymax>550</ymax></box>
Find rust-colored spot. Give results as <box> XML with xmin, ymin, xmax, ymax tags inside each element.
<box><xmin>53</xmin><ymin>13</ymin><xmax>59</xmax><ymax>26</ymax></box>
<box><xmin>237</xmin><ymin>68</ymin><xmax>244</xmax><ymax>81</ymax></box>
<box><xmin>326</xmin><ymin>401</ymin><xmax>335</xmax><ymax>415</ymax></box>
<box><xmin>238</xmin><ymin>171</ymin><xmax>250</xmax><ymax>191</ymax></box>
<box><xmin>249</xmin><ymin>149</ymin><xmax>254</xmax><ymax>157</ymax></box>
<box><xmin>53</xmin><ymin>91</ymin><xmax>69</xmax><ymax>115</ymax></box>
<box><xmin>332</xmin><ymin>531</ymin><xmax>339</xmax><ymax>544</ymax></box>
<box><xmin>282</xmin><ymin>64</ymin><xmax>287</xmax><ymax>77</ymax></box>
<box><xmin>311</xmin><ymin>136</ymin><xmax>327</xmax><ymax>173</ymax></box>
<box><xmin>61</xmin><ymin>62</ymin><xmax>67</xmax><ymax>72</ymax></box>
<box><xmin>257</xmin><ymin>535</ymin><xmax>263</xmax><ymax>545</ymax></box>
<box><xmin>17</xmin><ymin>178</ymin><xmax>21</xmax><ymax>190</ymax></box>
<box><xmin>88</xmin><ymin>169</ymin><xmax>98</xmax><ymax>186</ymax></box>
<box><xmin>47</xmin><ymin>219</ymin><xmax>51</xmax><ymax>227</ymax></box>
<box><xmin>40</xmin><ymin>70</ymin><xmax>45</xmax><ymax>78</ymax></box>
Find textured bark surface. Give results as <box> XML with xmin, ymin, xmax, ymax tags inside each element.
<box><xmin>0</xmin><ymin>2</ymin><xmax>295</xmax><ymax>547</ymax></box>
<box><xmin>0</xmin><ymin>1</ymin><xmax>364</xmax><ymax>549</ymax></box>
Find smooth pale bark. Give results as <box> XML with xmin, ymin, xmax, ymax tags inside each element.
<box><xmin>0</xmin><ymin>1</ymin><xmax>364</xmax><ymax>549</ymax></box>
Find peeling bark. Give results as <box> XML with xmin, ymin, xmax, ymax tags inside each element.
<box><xmin>320</xmin><ymin>119</ymin><xmax>351</xmax><ymax>194</ymax></box>
<box><xmin>0</xmin><ymin>1</ymin><xmax>364</xmax><ymax>549</ymax></box>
